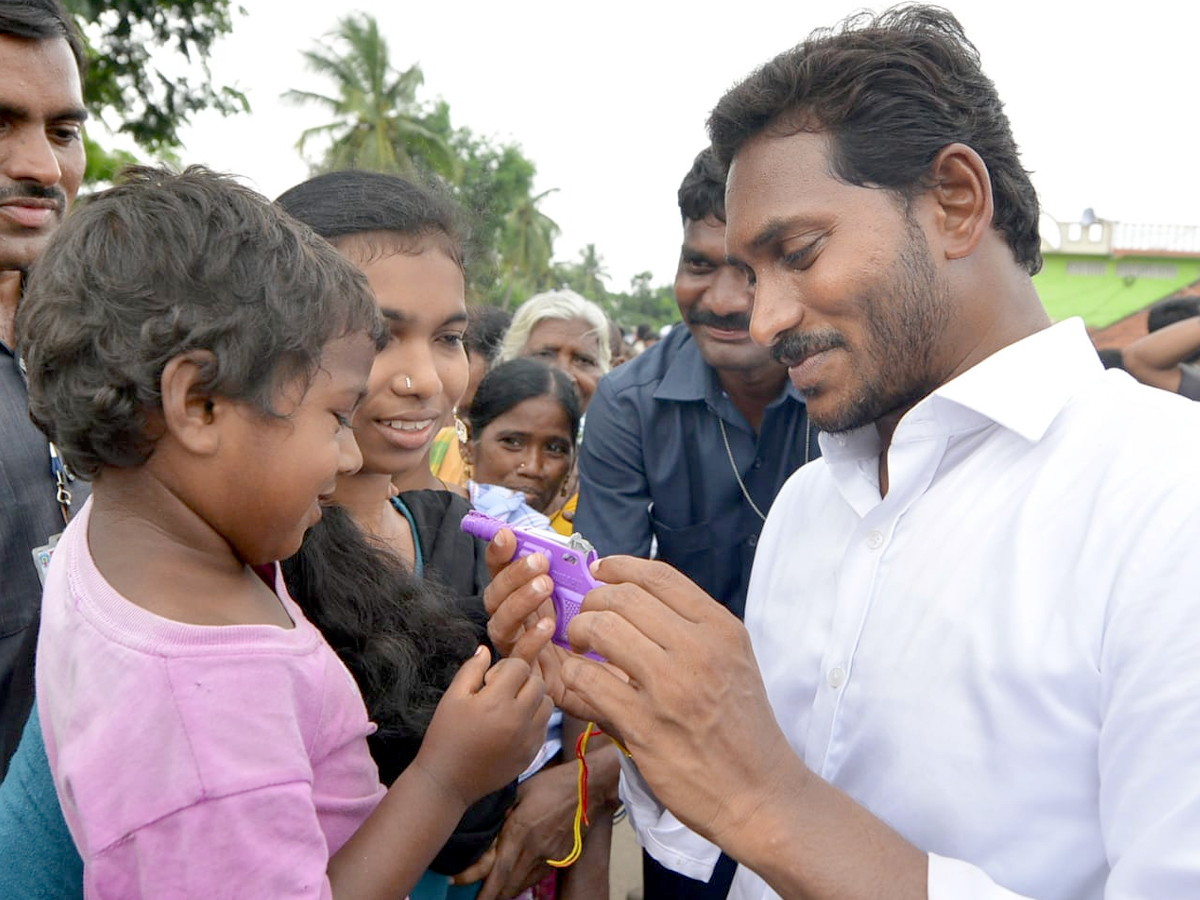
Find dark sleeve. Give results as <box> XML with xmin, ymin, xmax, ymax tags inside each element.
<box><xmin>573</xmin><ymin>376</ymin><xmax>654</xmax><ymax>558</ymax></box>
<box><xmin>1178</xmin><ymin>364</ymin><xmax>1200</xmax><ymax>401</ymax></box>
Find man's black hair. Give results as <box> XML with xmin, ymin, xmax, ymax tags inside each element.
<box><xmin>1147</xmin><ymin>297</ymin><xmax>1200</xmax><ymax>333</ymax></box>
<box><xmin>465</xmin><ymin>304</ymin><xmax>512</xmax><ymax>365</ymax></box>
<box><xmin>708</xmin><ymin>4</ymin><xmax>1041</xmax><ymax>274</ymax></box>
<box><xmin>678</xmin><ymin>146</ymin><xmax>727</xmax><ymax>224</ymax></box>
<box><xmin>0</xmin><ymin>0</ymin><xmax>86</xmax><ymax>83</ymax></box>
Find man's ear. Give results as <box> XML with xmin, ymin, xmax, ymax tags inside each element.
<box><xmin>159</xmin><ymin>351</ymin><xmax>223</xmax><ymax>456</ymax></box>
<box><xmin>928</xmin><ymin>143</ymin><xmax>994</xmax><ymax>261</ymax></box>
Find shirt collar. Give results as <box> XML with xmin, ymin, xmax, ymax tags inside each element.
<box><xmin>653</xmin><ymin>327</ymin><xmax>804</xmax><ymax>407</ymax></box>
<box><xmin>928</xmin><ymin>317</ymin><xmax>1101</xmax><ymax>443</ymax></box>
<box><xmin>819</xmin><ymin>318</ymin><xmax>1102</xmax><ymax>464</ymax></box>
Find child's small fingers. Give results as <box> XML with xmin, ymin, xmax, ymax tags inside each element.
<box><xmin>448</xmin><ymin>645</ymin><xmax>491</xmax><ymax>696</ymax></box>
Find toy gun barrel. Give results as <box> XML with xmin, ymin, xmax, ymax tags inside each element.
<box><xmin>461</xmin><ymin>510</ymin><xmax>504</xmax><ymax>542</ymax></box>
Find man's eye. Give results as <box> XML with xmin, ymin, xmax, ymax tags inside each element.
<box><xmin>782</xmin><ymin>240</ymin><xmax>821</xmax><ymax>271</ymax></box>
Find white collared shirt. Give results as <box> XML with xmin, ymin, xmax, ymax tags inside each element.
<box><xmin>621</xmin><ymin>319</ymin><xmax>1200</xmax><ymax>900</ymax></box>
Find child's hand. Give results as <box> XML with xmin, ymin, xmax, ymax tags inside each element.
<box><xmin>415</xmin><ymin>646</ymin><xmax>553</xmax><ymax>808</ymax></box>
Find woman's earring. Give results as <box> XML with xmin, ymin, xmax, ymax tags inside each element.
<box><xmin>454</xmin><ymin>410</ymin><xmax>469</xmax><ymax>444</ymax></box>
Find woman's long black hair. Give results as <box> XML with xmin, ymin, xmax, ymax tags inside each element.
<box><xmin>281</xmin><ymin>505</ymin><xmax>479</xmax><ymax>761</ymax></box>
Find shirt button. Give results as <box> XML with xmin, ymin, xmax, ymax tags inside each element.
<box><xmin>747</xmin><ymin>534</ymin><xmax>758</xmax><ymax>548</ymax></box>
<box><xmin>866</xmin><ymin>530</ymin><xmax>884</xmax><ymax>550</ymax></box>
<box><xmin>753</xmin><ymin>458</ymin><xmax>763</xmax><ymax>469</ymax></box>
<box><xmin>828</xmin><ymin>666</ymin><xmax>846</xmax><ymax>689</ymax></box>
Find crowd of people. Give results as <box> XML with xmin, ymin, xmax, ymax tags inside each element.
<box><xmin>1</xmin><ymin>2</ymin><xmax>1199</xmax><ymax>900</ymax></box>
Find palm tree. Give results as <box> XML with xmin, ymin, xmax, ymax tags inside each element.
<box><xmin>499</xmin><ymin>188</ymin><xmax>561</xmax><ymax>307</ymax></box>
<box><xmin>576</xmin><ymin>244</ymin><xmax>609</xmax><ymax>299</ymax></box>
<box><xmin>284</xmin><ymin>14</ymin><xmax>458</xmax><ymax>179</ymax></box>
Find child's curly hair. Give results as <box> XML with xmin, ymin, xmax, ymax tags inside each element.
<box><xmin>18</xmin><ymin>166</ymin><xmax>387</xmax><ymax>477</ymax></box>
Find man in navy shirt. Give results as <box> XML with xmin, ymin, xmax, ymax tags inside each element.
<box><xmin>573</xmin><ymin>148</ymin><xmax>818</xmax><ymax>900</ymax></box>
<box><xmin>0</xmin><ymin>0</ymin><xmax>88</xmax><ymax>779</ymax></box>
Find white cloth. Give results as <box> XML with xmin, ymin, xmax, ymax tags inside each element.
<box><xmin>620</xmin><ymin>318</ymin><xmax>1200</xmax><ymax>900</ymax></box>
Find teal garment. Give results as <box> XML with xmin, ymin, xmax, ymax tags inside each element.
<box><xmin>392</xmin><ymin>494</ymin><xmax>425</xmax><ymax>575</ymax></box>
<box><xmin>0</xmin><ymin>705</ymin><xmax>84</xmax><ymax>899</ymax></box>
<box><xmin>410</xmin><ymin>869</ymin><xmax>483</xmax><ymax>900</ymax></box>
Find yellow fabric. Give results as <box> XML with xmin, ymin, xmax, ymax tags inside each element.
<box><xmin>428</xmin><ymin>425</ymin><xmax>469</xmax><ymax>487</ymax></box>
<box><xmin>549</xmin><ymin>492</ymin><xmax>578</xmax><ymax>536</ymax></box>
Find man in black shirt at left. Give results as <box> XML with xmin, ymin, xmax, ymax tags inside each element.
<box><xmin>0</xmin><ymin>0</ymin><xmax>87</xmax><ymax>779</ymax></box>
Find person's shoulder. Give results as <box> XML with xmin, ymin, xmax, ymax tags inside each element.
<box><xmin>595</xmin><ymin>325</ymin><xmax>699</xmax><ymax>400</ymax></box>
<box><xmin>1051</xmin><ymin>370</ymin><xmax>1200</xmax><ymax>503</ymax></box>
<box><xmin>1078</xmin><ymin>368</ymin><xmax>1200</xmax><ymax>437</ymax></box>
<box><xmin>396</xmin><ymin>488</ymin><xmax>470</xmax><ymax>527</ymax></box>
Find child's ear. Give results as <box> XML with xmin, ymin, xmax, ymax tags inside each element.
<box><xmin>459</xmin><ymin>438</ymin><xmax>475</xmax><ymax>466</ymax></box>
<box><xmin>928</xmin><ymin>142</ymin><xmax>994</xmax><ymax>261</ymax></box>
<box><xmin>160</xmin><ymin>351</ymin><xmax>223</xmax><ymax>456</ymax></box>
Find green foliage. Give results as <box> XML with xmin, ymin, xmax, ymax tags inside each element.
<box><xmin>604</xmin><ymin>271</ymin><xmax>679</xmax><ymax>332</ymax></box>
<box><xmin>287</xmin><ymin>13</ymin><xmax>678</xmax><ymax>319</ymax></box>
<box><xmin>554</xmin><ymin>244</ymin><xmax>609</xmax><ymax>302</ymax></box>
<box><xmin>285</xmin><ymin>13</ymin><xmax>457</xmax><ymax>180</ymax></box>
<box><xmin>66</xmin><ymin>0</ymin><xmax>247</xmax><ymax>163</ymax></box>
<box><xmin>81</xmin><ymin>133</ymin><xmax>140</xmax><ymax>184</ymax></box>
<box><xmin>287</xmin><ymin>14</ymin><xmax>566</xmax><ymax>309</ymax></box>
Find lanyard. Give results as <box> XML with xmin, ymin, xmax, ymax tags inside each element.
<box><xmin>48</xmin><ymin>442</ymin><xmax>72</xmax><ymax>525</ymax></box>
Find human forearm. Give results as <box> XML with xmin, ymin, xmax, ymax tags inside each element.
<box><xmin>713</xmin><ymin>755</ymin><xmax>926</xmax><ymax>900</ymax></box>
<box><xmin>1121</xmin><ymin>316</ymin><xmax>1200</xmax><ymax>390</ymax></box>
<box><xmin>555</xmin><ymin>720</ymin><xmax>620</xmax><ymax>900</ymax></box>
<box><xmin>557</xmin><ymin>812</ymin><xmax>613</xmax><ymax>900</ymax></box>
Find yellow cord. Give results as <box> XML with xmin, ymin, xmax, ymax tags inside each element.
<box><xmin>546</xmin><ymin>723</ymin><xmax>598</xmax><ymax>868</ymax></box>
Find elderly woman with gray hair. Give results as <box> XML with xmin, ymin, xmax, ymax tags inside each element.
<box><xmin>496</xmin><ymin>288</ymin><xmax>610</xmax><ymax>533</ymax></box>
<box><xmin>434</xmin><ymin>289</ymin><xmax>611</xmax><ymax>533</ymax></box>
<box><xmin>499</xmin><ymin>288</ymin><xmax>611</xmax><ymax>411</ymax></box>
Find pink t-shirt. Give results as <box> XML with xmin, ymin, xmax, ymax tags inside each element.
<box><xmin>37</xmin><ymin>499</ymin><xmax>387</xmax><ymax>898</ymax></box>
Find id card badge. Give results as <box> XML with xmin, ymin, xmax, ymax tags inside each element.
<box><xmin>32</xmin><ymin>533</ymin><xmax>61</xmax><ymax>586</ymax></box>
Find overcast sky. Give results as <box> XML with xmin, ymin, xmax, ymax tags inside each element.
<box><xmin>165</xmin><ymin>0</ymin><xmax>1200</xmax><ymax>289</ymax></box>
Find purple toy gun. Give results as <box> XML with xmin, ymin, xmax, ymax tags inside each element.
<box><xmin>461</xmin><ymin>510</ymin><xmax>605</xmax><ymax>661</ymax></box>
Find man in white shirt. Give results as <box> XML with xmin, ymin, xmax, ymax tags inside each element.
<box><xmin>483</xmin><ymin>5</ymin><xmax>1200</xmax><ymax>900</ymax></box>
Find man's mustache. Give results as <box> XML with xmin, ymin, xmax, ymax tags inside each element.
<box><xmin>0</xmin><ymin>184</ymin><xmax>67</xmax><ymax>213</ymax></box>
<box><xmin>686</xmin><ymin>309</ymin><xmax>752</xmax><ymax>332</ymax></box>
<box><xmin>770</xmin><ymin>329</ymin><xmax>846</xmax><ymax>367</ymax></box>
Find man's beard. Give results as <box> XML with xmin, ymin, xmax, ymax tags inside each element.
<box><xmin>771</xmin><ymin>223</ymin><xmax>952</xmax><ymax>434</ymax></box>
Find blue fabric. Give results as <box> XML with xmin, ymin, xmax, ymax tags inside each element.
<box><xmin>0</xmin><ymin>705</ymin><xmax>84</xmax><ymax>899</ymax></box>
<box><xmin>391</xmin><ymin>494</ymin><xmax>425</xmax><ymax>576</ymax></box>
<box><xmin>574</xmin><ymin>324</ymin><xmax>819</xmax><ymax>619</ymax></box>
<box><xmin>468</xmin><ymin>481</ymin><xmax>552</xmax><ymax>530</ymax></box>
<box><xmin>410</xmin><ymin>869</ymin><xmax>483</xmax><ymax>900</ymax></box>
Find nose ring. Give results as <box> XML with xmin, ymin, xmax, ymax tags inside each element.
<box><xmin>405</xmin><ymin>375</ymin><xmax>412</xmax><ymax>390</ymax></box>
